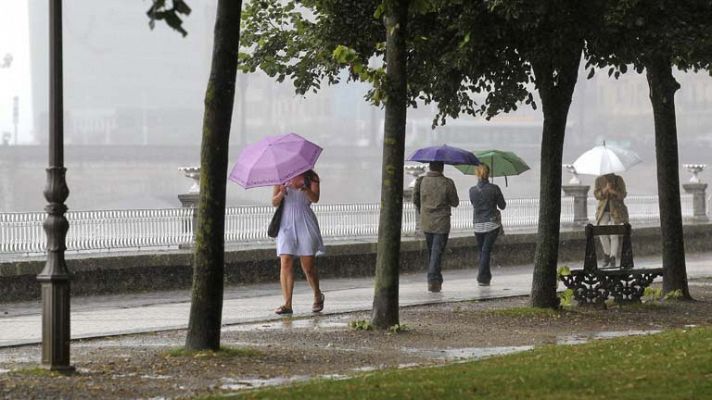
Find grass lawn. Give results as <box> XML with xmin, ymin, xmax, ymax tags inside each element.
<box><xmin>214</xmin><ymin>326</ymin><xmax>712</xmax><ymax>399</ymax></box>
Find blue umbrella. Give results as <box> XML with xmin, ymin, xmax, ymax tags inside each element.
<box><xmin>407</xmin><ymin>144</ymin><xmax>480</xmax><ymax>165</ymax></box>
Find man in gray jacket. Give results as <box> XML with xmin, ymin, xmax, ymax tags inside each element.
<box><xmin>413</xmin><ymin>161</ymin><xmax>460</xmax><ymax>292</ymax></box>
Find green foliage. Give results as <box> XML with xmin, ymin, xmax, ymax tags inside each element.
<box><xmin>387</xmin><ymin>323</ymin><xmax>409</xmax><ymax>334</ymax></box>
<box><xmin>238</xmin><ymin>0</ymin><xmax>538</xmax><ymax>122</ymax></box>
<box><xmin>147</xmin><ymin>0</ymin><xmax>192</xmax><ymax>37</ymax></box>
<box><xmin>557</xmin><ymin>266</ymin><xmax>572</xmax><ymax>278</ymax></box>
<box><xmin>559</xmin><ymin>289</ymin><xmax>574</xmax><ymax>307</ymax></box>
<box><xmin>642</xmin><ymin>287</ymin><xmax>663</xmax><ymax>302</ymax></box>
<box><xmin>349</xmin><ymin>320</ymin><xmax>373</xmax><ymax>331</ymax></box>
<box><xmin>642</xmin><ymin>288</ymin><xmax>684</xmax><ymax>303</ymax></box>
<box><xmin>239</xmin><ymin>0</ymin><xmax>382</xmax><ymax>96</ymax></box>
<box><xmin>586</xmin><ymin>0</ymin><xmax>712</xmax><ymax>77</ymax></box>
<box><xmin>222</xmin><ymin>327</ymin><xmax>712</xmax><ymax>399</ymax></box>
<box><xmin>165</xmin><ymin>345</ymin><xmax>260</xmax><ymax>358</ymax></box>
<box><xmin>664</xmin><ymin>289</ymin><xmax>684</xmax><ymax>300</ymax></box>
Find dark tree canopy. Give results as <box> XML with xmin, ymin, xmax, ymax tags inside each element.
<box><xmin>238</xmin><ymin>0</ymin><xmax>537</xmax><ymax>123</ymax></box>
<box><xmin>586</xmin><ymin>0</ymin><xmax>712</xmax><ymax>299</ymax></box>
<box><xmin>147</xmin><ymin>0</ymin><xmax>192</xmax><ymax>37</ymax></box>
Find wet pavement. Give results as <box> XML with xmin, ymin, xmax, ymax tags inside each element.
<box><xmin>1</xmin><ymin>252</ymin><xmax>711</xmax><ymax>348</ymax></box>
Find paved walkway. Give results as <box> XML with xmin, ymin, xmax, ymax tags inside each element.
<box><xmin>1</xmin><ymin>253</ymin><xmax>711</xmax><ymax>348</ymax></box>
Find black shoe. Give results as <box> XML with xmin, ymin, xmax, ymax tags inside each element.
<box><xmin>477</xmin><ymin>281</ymin><xmax>490</xmax><ymax>287</ymax></box>
<box><xmin>428</xmin><ymin>282</ymin><xmax>442</xmax><ymax>293</ymax></box>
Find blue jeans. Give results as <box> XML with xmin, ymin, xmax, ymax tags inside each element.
<box><xmin>425</xmin><ymin>232</ymin><xmax>449</xmax><ymax>284</ymax></box>
<box><xmin>475</xmin><ymin>230</ymin><xmax>499</xmax><ymax>284</ymax></box>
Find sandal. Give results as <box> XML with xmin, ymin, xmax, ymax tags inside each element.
<box><xmin>312</xmin><ymin>293</ymin><xmax>325</xmax><ymax>313</ymax></box>
<box><xmin>274</xmin><ymin>305</ymin><xmax>293</xmax><ymax>315</ymax></box>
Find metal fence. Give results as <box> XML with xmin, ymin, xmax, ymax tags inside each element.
<box><xmin>0</xmin><ymin>194</ymin><xmax>694</xmax><ymax>257</ymax></box>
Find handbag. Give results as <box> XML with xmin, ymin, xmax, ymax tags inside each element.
<box><xmin>494</xmin><ymin>208</ymin><xmax>505</xmax><ymax>236</ymax></box>
<box><xmin>267</xmin><ymin>200</ymin><xmax>284</xmax><ymax>238</ymax></box>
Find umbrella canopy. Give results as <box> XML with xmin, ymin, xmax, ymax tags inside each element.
<box><xmin>572</xmin><ymin>142</ymin><xmax>642</xmax><ymax>176</ymax></box>
<box><xmin>229</xmin><ymin>132</ymin><xmax>322</xmax><ymax>188</ymax></box>
<box><xmin>455</xmin><ymin>149</ymin><xmax>530</xmax><ymax>177</ymax></box>
<box><xmin>407</xmin><ymin>144</ymin><xmax>480</xmax><ymax>165</ymax></box>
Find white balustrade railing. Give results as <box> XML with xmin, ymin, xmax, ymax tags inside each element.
<box><xmin>586</xmin><ymin>195</ymin><xmax>694</xmax><ymax>224</ymax></box>
<box><xmin>0</xmin><ymin>194</ymin><xmax>696</xmax><ymax>257</ymax></box>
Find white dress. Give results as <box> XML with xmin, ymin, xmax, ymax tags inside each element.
<box><xmin>276</xmin><ymin>187</ymin><xmax>325</xmax><ymax>256</ymax></box>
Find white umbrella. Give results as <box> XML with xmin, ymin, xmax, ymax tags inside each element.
<box><xmin>572</xmin><ymin>142</ymin><xmax>642</xmax><ymax>176</ymax></box>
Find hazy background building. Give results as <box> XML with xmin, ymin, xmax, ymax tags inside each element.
<box><xmin>0</xmin><ymin>1</ymin><xmax>710</xmax><ymax>212</ymax></box>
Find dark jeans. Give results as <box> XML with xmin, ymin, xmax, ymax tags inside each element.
<box><xmin>475</xmin><ymin>229</ymin><xmax>499</xmax><ymax>284</ymax></box>
<box><xmin>424</xmin><ymin>232</ymin><xmax>449</xmax><ymax>284</ymax></box>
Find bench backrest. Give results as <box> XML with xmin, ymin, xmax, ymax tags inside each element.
<box><xmin>583</xmin><ymin>223</ymin><xmax>634</xmax><ymax>272</ymax></box>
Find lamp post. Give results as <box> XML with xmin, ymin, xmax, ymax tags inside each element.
<box><xmin>37</xmin><ymin>0</ymin><xmax>73</xmax><ymax>372</ymax></box>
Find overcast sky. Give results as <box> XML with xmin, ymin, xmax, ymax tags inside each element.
<box><xmin>0</xmin><ymin>1</ymin><xmax>33</xmax><ymax>144</ymax></box>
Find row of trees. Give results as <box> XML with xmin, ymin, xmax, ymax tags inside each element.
<box><xmin>151</xmin><ymin>0</ymin><xmax>711</xmax><ymax>350</ymax></box>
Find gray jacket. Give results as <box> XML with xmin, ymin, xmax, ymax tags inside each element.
<box><xmin>469</xmin><ymin>181</ymin><xmax>506</xmax><ymax>224</ymax></box>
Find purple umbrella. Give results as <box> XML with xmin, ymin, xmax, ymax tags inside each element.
<box><xmin>407</xmin><ymin>144</ymin><xmax>480</xmax><ymax>165</ymax></box>
<box><xmin>229</xmin><ymin>133</ymin><xmax>322</xmax><ymax>188</ymax></box>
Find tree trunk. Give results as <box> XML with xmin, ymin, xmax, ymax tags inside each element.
<box><xmin>529</xmin><ymin>48</ymin><xmax>582</xmax><ymax>309</ymax></box>
<box><xmin>371</xmin><ymin>0</ymin><xmax>409</xmax><ymax>329</ymax></box>
<box><xmin>645</xmin><ymin>56</ymin><xmax>691</xmax><ymax>299</ymax></box>
<box><xmin>185</xmin><ymin>0</ymin><xmax>242</xmax><ymax>351</ymax></box>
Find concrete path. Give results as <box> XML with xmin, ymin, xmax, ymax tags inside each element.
<box><xmin>1</xmin><ymin>253</ymin><xmax>711</xmax><ymax>348</ymax></box>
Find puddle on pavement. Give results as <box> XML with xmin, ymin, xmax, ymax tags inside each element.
<box><xmin>221</xmin><ymin>375</ymin><xmax>310</xmax><ymax>391</ymax></box>
<box><xmin>404</xmin><ymin>345</ymin><xmax>534</xmax><ymax>361</ymax></box>
<box><xmin>223</xmin><ymin>318</ymin><xmax>348</xmax><ymax>333</ymax></box>
<box><xmin>140</xmin><ymin>374</ymin><xmax>172</xmax><ymax>380</ymax></box>
<box><xmin>73</xmin><ymin>337</ymin><xmax>183</xmax><ymax>349</ymax></box>
<box><xmin>557</xmin><ymin>329</ymin><xmax>662</xmax><ymax>345</ymax></box>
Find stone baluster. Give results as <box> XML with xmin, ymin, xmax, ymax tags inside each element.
<box><xmin>178</xmin><ymin>166</ymin><xmax>200</xmax><ymax>247</ymax></box>
<box><xmin>682</xmin><ymin>164</ymin><xmax>708</xmax><ymax>223</ymax></box>
<box><xmin>562</xmin><ymin>164</ymin><xmax>590</xmax><ymax>226</ymax></box>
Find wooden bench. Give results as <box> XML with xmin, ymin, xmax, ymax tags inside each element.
<box><xmin>560</xmin><ymin>223</ymin><xmax>663</xmax><ymax>306</ymax></box>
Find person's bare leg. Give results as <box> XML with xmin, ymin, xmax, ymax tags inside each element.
<box><xmin>280</xmin><ymin>255</ymin><xmax>295</xmax><ymax>308</ymax></box>
<box><xmin>300</xmin><ymin>256</ymin><xmax>322</xmax><ymax>300</ymax></box>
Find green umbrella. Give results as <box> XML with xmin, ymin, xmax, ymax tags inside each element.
<box><xmin>455</xmin><ymin>149</ymin><xmax>530</xmax><ymax>186</ymax></box>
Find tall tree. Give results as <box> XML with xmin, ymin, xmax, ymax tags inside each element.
<box><xmin>586</xmin><ymin>0</ymin><xmax>712</xmax><ymax>299</ymax></box>
<box><xmin>370</xmin><ymin>0</ymin><xmax>410</xmax><ymax>328</ymax></box>
<box><xmin>437</xmin><ymin>0</ymin><xmax>602</xmax><ymax>308</ymax></box>
<box><xmin>502</xmin><ymin>1</ymin><xmax>597</xmax><ymax>308</ymax></box>
<box><xmin>149</xmin><ymin>0</ymin><xmax>244</xmax><ymax>349</ymax></box>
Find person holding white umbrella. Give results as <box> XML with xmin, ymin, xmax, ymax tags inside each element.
<box><xmin>593</xmin><ymin>173</ymin><xmax>629</xmax><ymax>268</ymax></box>
<box><xmin>573</xmin><ymin>142</ymin><xmax>640</xmax><ymax>268</ymax></box>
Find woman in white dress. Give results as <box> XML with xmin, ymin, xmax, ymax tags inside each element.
<box><xmin>271</xmin><ymin>169</ymin><xmax>325</xmax><ymax>315</ymax></box>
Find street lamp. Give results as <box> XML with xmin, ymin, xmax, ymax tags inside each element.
<box><xmin>37</xmin><ymin>0</ymin><xmax>73</xmax><ymax>372</ymax></box>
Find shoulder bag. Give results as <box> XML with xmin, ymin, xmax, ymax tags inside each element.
<box><xmin>267</xmin><ymin>200</ymin><xmax>284</xmax><ymax>238</ymax></box>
